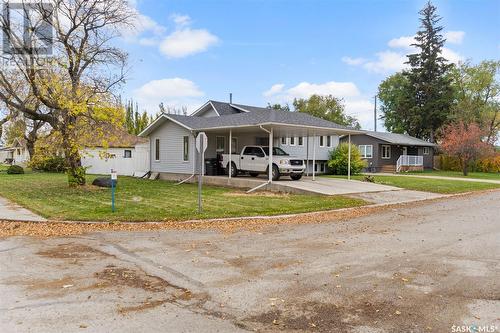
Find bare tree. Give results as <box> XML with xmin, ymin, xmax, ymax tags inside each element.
<box><xmin>0</xmin><ymin>0</ymin><xmax>135</xmax><ymax>185</ymax></box>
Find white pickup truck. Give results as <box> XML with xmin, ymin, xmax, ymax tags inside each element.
<box><xmin>221</xmin><ymin>145</ymin><xmax>305</xmax><ymax>181</ymax></box>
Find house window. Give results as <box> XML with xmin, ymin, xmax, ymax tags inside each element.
<box><xmin>327</xmin><ymin>136</ymin><xmax>331</xmax><ymax>147</ymax></box>
<box><xmin>183</xmin><ymin>136</ymin><xmax>189</xmax><ymax>161</ymax></box>
<box><xmin>381</xmin><ymin>145</ymin><xmax>391</xmax><ymax>159</ymax></box>
<box><xmin>281</xmin><ymin>137</ymin><xmax>287</xmax><ymax>145</ymax></box>
<box><xmin>319</xmin><ymin>136</ymin><xmax>324</xmax><ymax>147</ymax></box>
<box><xmin>216</xmin><ymin>136</ymin><xmax>225</xmax><ymax>152</ymax></box>
<box><xmin>358</xmin><ymin>145</ymin><xmax>373</xmax><ymax>158</ymax></box>
<box><xmin>314</xmin><ymin>163</ymin><xmax>318</xmax><ymax>172</ymax></box>
<box><xmin>298</xmin><ymin>137</ymin><xmax>304</xmax><ymax>146</ymax></box>
<box><xmin>320</xmin><ymin>163</ymin><xmax>325</xmax><ymax>172</ymax></box>
<box><xmin>124</xmin><ymin>150</ymin><xmax>132</xmax><ymax>158</ymax></box>
<box><xmin>423</xmin><ymin>147</ymin><xmax>430</xmax><ymax>155</ymax></box>
<box><xmin>231</xmin><ymin>137</ymin><xmax>238</xmax><ymax>153</ymax></box>
<box><xmin>155</xmin><ymin>138</ymin><xmax>160</xmax><ymax>161</ymax></box>
<box><xmin>290</xmin><ymin>137</ymin><xmax>296</xmax><ymax>146</ymax></box>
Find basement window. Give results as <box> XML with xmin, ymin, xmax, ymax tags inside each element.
<box><xmin>124</xmin><ymin>150</ymin><xmax>132</xmax><ymax>158</ymax></box>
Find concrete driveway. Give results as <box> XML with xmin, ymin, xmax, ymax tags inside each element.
<box><xmin>274</xmin><ymin>176</ymin><xmax>400</xmax><ymax>195</ymax></box>
<box><xmin>1</xmin><ymin>190</ymin><xmax>499</xmax><ymax>332</ymax></box>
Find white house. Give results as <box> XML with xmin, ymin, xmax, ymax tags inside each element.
<box><xmin>81</xmin><ymin>129</ymin><xmax>149</xmax><ymax>176</ymax></box>
<box><xmin>0</xmin><ymin>138</ymin><xmax>30</xmax><ymax>165</ymax></box>
<box><xmin>139</xmin><ymin>100</ymin><xmax>361</xmax><ymax>182</ymax></box>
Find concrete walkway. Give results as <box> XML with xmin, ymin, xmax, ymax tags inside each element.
<box><xmin>371</xmin><ymin>172</ymin><xmax>500</xmax><ymax>184</ymax></box>
<box><xmin>0</xmin><ymin>196</ymin><xmax>46</xmax><ymax>222</ymax></box>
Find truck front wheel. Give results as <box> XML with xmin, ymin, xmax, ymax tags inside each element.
<box><xmin>227</xmin><ymin>162</ymin><xmax>238</xmax><ymax>177</ymax></box>
<box><xmin>267</xmin><ymin>164</ymin><xmax>280</xmax><ymax>181</ymax></box>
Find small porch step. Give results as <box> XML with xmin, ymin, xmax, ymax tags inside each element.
<box><xmin>380</xmin><ymin>165</ymin><xmax>396</xmax><ymax>173</ymax></box>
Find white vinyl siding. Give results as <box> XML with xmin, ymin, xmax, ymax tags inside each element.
<box><xmin>149</xmin><ymin>121</ymin><xmax>194</xmax><ymax>174</ymax></box>
<box><xmin>358</xmin><ymin>145</ymin><xmax>373</xmax><ymax>158</ymax></box>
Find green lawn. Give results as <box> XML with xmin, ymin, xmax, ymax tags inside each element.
<box><xmin>324</xmin><ymin>175</ymin><xmax>500</xmax><ymax>194</ymax></box>
<box><xmin>0</xmin><ymin>172</ymin><xmax>366</xmax><ymax>222</ymax></box>
<box><xmin>404</xmin><ymin>170</ymin><xmax>500</xmax><ymax>181</ymax></box>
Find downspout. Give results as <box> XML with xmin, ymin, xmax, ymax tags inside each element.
<box><xmin>176</xmin><ymin>131</ymin><xmax>197</xmax><ymax>185</ymax></box>
<box><xmin>246</xmin><ymin>125</ymin><xmax>272</xmax><ymax>193</ymax></box>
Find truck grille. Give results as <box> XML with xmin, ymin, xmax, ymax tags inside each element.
<box><xmin>290</xmin><ymin>159</ymin><xmax>303</xmax><ymax>166</ymax></box>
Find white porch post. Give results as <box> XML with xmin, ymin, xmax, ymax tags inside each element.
<box><xmin>312</xmin><ymin>134</ymin><xmax>316</xmax><ymax>181</ymax></box>
<box><xmin>269</xmin><ymin>127</ymin><xmax>273</xmax><ymax>182</ymax></box>
<box><xmin>306</xmin><ymin>132</ymin><xmax>309</xmax><ymax>177</ymax></box>
<box><xmin>348</xmin><ymin>134</ymin><xmax>351</xmax><ymax>180</ymax></box>
<box><xmin>228</xmin><ymin>129</ymin><xmax>232</xmax><ymax>180</ymax></box>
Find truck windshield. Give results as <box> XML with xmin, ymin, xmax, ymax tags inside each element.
<box><xmin>262</xmin><ymin>147</ymin><xmax>289</xmax><ymax>156</ymax></box>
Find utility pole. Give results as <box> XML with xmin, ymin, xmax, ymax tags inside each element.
<box><xmin>374</xmin><ymin>95</ymin><xmax>377</xmax><ymax>132</ymax></box>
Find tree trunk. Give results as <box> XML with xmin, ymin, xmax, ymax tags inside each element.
<box><xmin>61</xmin><ymin>126</ymin><xmax>85</xmax><ymax>186</ymax></box>
<box><xmin>462</xmin><ymin>160</ymin><xmax>468</xmax><ymax>176</ymax></box>
<box><xmin>25</xmin><ymin>138</ymin><xmax>35</xmax><ymax>160</ymax></box>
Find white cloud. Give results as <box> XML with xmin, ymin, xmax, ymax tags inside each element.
<box><xmin>285</xmin><ymin>81</ymin><xmax>360</xmax><ymax>99</ymax></box>
<box><xmin>263</xmin><ymin>83</ymin><xmax>285</xmax><ymax>97</ymax></box>
<box><xmin>341</xmin><ymin>56</ymin><xmax>366</xmax><ymax>66</ymax></box>
<box><xmin>441</xmin><ymin>47</ymin><xmax>463</xmax><ymax>64</ymax></box>
<box><xmin>362</xmin><ymin>51</ymin><xmax>408</xmax><ymax>73</ymax></box>
<box><xmin>344</xmin><ymin>30</ymin><xmax>465</xmax><ymax>74</ymax></box>
<box><xmin>159</xmin><ymin>28</ymin><xmax>219</xmax><ymax>58</ymax></box>
<box><xmin>133</xmin><ymin>78</ymin><xmax>205</xmax><ymax>114</ymax></box>
<box><xmin>262</xmin><ymin>81</ymin><xmax>379</xmax><ymax>130</ymax></box>
<box><xmin>387</xmin><ymin>35</ymin><xmax>416</xmax><ymax>49</ymax></box>
<box><xmin>444</xmin><ymin>31</ymin><xmax>465</xmax><ymax>44</ymax></box>
<box><xmin>171</xmin><ymin>14</ymin><xmax>191</xmax><ymax>27</ymax></box>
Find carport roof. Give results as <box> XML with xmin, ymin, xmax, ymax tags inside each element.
<box><xmin>140</xmin><ymin>105</ymin><xmax>362</xmax><ymax>136</ymax></box>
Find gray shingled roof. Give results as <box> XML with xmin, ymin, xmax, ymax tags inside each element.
<box><xmin>362</xmin><ymin>131</ymin><xmax>436</xmax><ymax>147</ymax></box>
<box><xmin>168</xmin><ymin>107</ymin><xmax>356</xmax><ymax>131</ymax></box>
<box><xmin>210</xmin><ymin>101</ymin><xmax>244</xmax><ymax>116</ymax></box>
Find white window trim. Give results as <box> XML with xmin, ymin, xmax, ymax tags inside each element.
<box><xmin>290</xmin><ymin>136</ymin><xmax>296</xmax><ymax>146</ymax></box>
<box><xmin>154</xmin><ymin>138</ymin><xmax>160</xmax><ymax>161</ymax></box>
<box><xmin>182</xmin><ymin>136</ymin><xmax>189</xmax><ymax>162</ymax></box>
<box><xmin>381</xmin><ymin>145</ymin><xmax>391</xmax><ymax>159</ymax></box>
<box><xmin>423</xmin><ymin>147</ymin><xmax>429</xmax><ymax>155</ymax></box>
<box><xmin>298</xmin><ymin>136</ymin><xmax>304</xmax><ymax>146</ymax></box>
<box><xmin>281</xmin><ymin>137</ymin><xmax>287</xmax><ymax>145</ymax></box>
<box><xmin>319</xmin><ymin>136</ymin><xmax>325</xmax><ymax>147</ymax></box>
<box><xmin>359</xmin><ymin>145</ymin><xmax>373</xmax><ymax>159</ymax></box>
<box><xmin>216</xmin><ymin>136</ymin><xmax>226</xmax><ymax>152</ymax></box>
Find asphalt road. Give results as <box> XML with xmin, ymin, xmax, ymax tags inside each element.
<box><xmin>1</xmin><ymin>190</ymin><xmax>499</xmax><ymax>333</ymax></box>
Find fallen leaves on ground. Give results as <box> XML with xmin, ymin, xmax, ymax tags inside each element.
<box><xmin>0</xmin><ymin>193</ymin><xmax>473</xmax><ymax>238</ymax></box>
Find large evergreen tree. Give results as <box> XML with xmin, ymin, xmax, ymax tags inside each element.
<box><xmin>379</xmin><ymin>1</ymin><xmax>454</xmax><ymax>142</ymax></box>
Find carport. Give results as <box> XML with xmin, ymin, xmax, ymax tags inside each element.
<box><xmin>173</xmin><ymin>108</ymin><xmax>363</xmax><ymax>192</ymax></box>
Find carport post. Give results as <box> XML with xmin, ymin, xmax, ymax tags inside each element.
<box><xmin>228</xmin><ymin>129</ymin><xmax>232</xmax><ymax>180</ymax></box>
<box><xmin>348</xmin><ymin>134</ymin><xmax>351</xmax><ymax>180</ymax></box>
<box><xmin>312</xmin><ymin>135</ymin><xmax>316</xmax><ymax>181</ymax></box>
<box><xmin>269</xmin><ymin>127</ymin><xmax>273</xmax><ymax>182</ymax></box>
<box><xmin>306</xmin><ymin>132</ymin><xmax>309</xmax><ymax>177</ymax></box>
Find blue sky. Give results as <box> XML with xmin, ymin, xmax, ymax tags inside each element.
<box><xmin>121</xmin><ymin>0</ymin><xmax>500</xmax><ymax>130</ymax></box>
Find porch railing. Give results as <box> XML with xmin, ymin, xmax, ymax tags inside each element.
<box><xmin>396</xmin><ymin>155</ymin><xmax>423</xmax><ymax>172</ymax></box>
